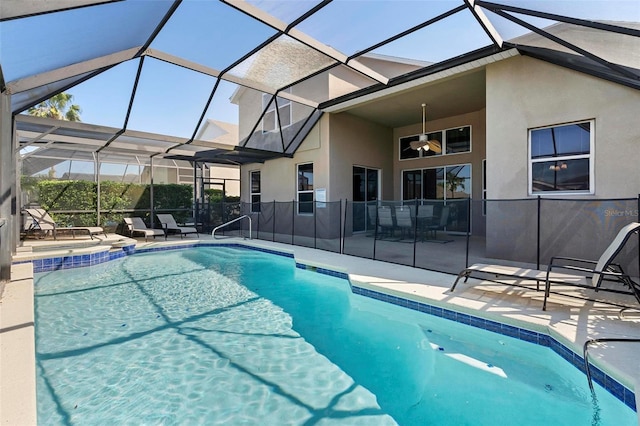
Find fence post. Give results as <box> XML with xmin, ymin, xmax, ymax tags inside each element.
<box><xmin>465</xmin><ymin>197</ymin><xmax>471</xmax><ymax>268</ymax></box>
<box><xmin>291</xmin><ymin>200</ymin><xmax>295</xmax><ymax>246</ymax></box>
<box><xmin>272</xmin><ymin>200</ymin><xmax>276</xmax><ymax>242</ymax></box>
<box><xmin>314</xmin><ymin>200</ymin><xmax>317</xmax><ymax>249</ymax></box>
<box><xmin>537</xmin><ymin>195</ymin><xmax>541</xmax><ymax>269</ymax></box>
<box><xmin>256</xmin><ymin>202</ymin><xmax>260</xmax><ymax>240</ymax></box>
<box><xmin>412</xmin><ymin>199</ymin><xmax>418</xmax><ymax>268</ymax></box>
<box><xmin>341</xmin><ymin>199</ymin><xmax>346</xmax><ymax>254</ymax></box>
<box><xmin>373</xmin><ymin>205</ymin><xmax>378</xmax><ymax>260</ymax></box>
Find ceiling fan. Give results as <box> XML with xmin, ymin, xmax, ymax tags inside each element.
<box><xmin>409</xmin><ymin>103</ymin><xmax>442</xmax><ymax>154</ymax></box>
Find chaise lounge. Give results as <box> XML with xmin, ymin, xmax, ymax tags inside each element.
<box><xmin>124</xmin><ymin>217</ymin><xmax>165</xmax><ymax>242</ymax></box>
<box><xmin>156</xmin><ymin>214</ymin><xmax>199</xmax><ymax>238</ymax></box>
<box><xmin>25</xmin><ymin>208</ymin><xmax>107</xmax><ymax>240</ymax></box>
<box><xmin>450</xmin><ymin>222</ymin><xmax>640</xmax><ymax>311</ymax></box>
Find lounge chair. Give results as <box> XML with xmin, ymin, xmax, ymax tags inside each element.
<box><xmin>124</xmin><ymin>217</ymin><xmax>165</xmax><ymax>242</ymax></box>
<box><xmin>451</xmin><ymin>222</ymin><xmax>640</xmax><ymax>311</ymax></box>
<box><xmin>156</xmin><ymin>214</ymin><xmax>199</xmax><ymax>238</ymax></box>
<box><xmin>24</xmin><ymin>208</ymin><xmax>106</xmax><ymax>240</ymax></box>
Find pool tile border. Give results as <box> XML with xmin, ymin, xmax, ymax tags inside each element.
<box><xmin>18</xmin><ymin>242</ymin><xmax>295</xmax><ymax>273</ymax></box>
<box><xmin>17</xmin><ymin>242</ymin><xmax>636</xmax><ymax>411</ymax></box>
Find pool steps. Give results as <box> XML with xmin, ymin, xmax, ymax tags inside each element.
<box><xmin>14</xmin><ymin>240</ymin><xmax>636</xmax><ymax>412</ymax></box>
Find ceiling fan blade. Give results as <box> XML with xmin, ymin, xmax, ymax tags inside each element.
<box><xmin>428</xmin><ymin>140</ymin><xmax>442</xmax><ymax>153</ymax></box>
<box><xmin>410</xmin><ymin>140</ymin><xmax>428</xmax><ymax>150</ymax></box>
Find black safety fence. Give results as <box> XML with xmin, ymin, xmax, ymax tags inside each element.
<box><xmin>207</xmin><ymin>197</ymin><xmax>638</xmax><ymax>279</ymax></box>
<box><xmin>30</xmin><ymin>196</ymin><xmax>639</xmax><ymax>280</ymax></box>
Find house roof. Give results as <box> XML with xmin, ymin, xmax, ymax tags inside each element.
<box><xmin>2</xmin><ymin>1</ymin><xmax>638</xmax><ymax>165</ymax></box>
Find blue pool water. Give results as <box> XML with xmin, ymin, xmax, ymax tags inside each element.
<box><xmin>34</xmin><ymin>246</ymin><xmax>636</xmax><ymax>425</ymax></box>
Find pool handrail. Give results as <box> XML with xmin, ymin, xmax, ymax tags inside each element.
<box><xmin>583</xmin><ymin>337</ymin><xmax>640</xmax><ymax>394</ymax></box>
<box><xmin>212</xmin><ymin>215</ymin><xmax>252</xmax><ymax>240</ymax></box>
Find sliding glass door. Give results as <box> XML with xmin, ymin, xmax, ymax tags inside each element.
<box><xmin>353</xmin><ymin>166</ymin><xmax>379</xmax><ymax>233</ymax></box>
<box><xmin>402</xmin><ymin>164</ymin><xmax>471</xmax><ymax>233</ymax></box>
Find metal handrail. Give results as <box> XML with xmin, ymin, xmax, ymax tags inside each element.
<box><xmin>212</xmin><ymin>215</ymin><xmax>252</xmax><ymax>240</ymax></box>
<box><xmin>583</xmin><ymin>338</ymin><xmax>640</xmax><ymax>393</ymax></box>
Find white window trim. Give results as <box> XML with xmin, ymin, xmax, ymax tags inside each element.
<box><xmin>250</xmin><ymin>170</ymin><xmax>260</xmax><ymax>213</ymax></box>
<box><xmin>528</xmin><ymin>119</ymin><xmax>595</xmax><ymax>196</ymax></box>
<box><xmin>297</xmin><ymin>162</ymin><xmax>314</xmax><ymax>215</ymax></box>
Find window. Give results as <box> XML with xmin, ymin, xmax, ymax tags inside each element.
<box><xmin>402</xmin><ymin>164</ymin><xmax>471</xmax><ymax>200</ymax></box>
<box><xmin>446</xmin><ymin>127</ymin><xmax>471</xmax><ymax>154</ymax></box>
<box><xmin>402</xmin><ymin>169</ymin><xmax>422</xmax><ymax>200</ymax></box>
<box><xmin>262</xmin><ymin>89</ymin><xmax>292</xmax><ymax>133</ymax></box>
<box><xmin>529</xmin><ymin>120</ymin><xmax>593</xmax><ymax>194</ymax></box>
<box><xmin>402</xmin><ymin>164</ymin><xmax>472</xmax><ymax>233</ymax></box>
<box><xmin>250</xmin><ymin>171</ymin><xmax>261</xmax><ymax>213</ymax></box>
<box><xmin>399</xmin><ymin>126</ymin><xmax>470</xmax><ymax>160</ymax></box>
<box><xmin>399</xmin><ymin>132</ymin><xmax>442</xmax><ymax>160</ymax></box>
<box><xmin>297</xmin><ymin>163</ymin><xmax>314</xmax><ymax>214</ymax></box>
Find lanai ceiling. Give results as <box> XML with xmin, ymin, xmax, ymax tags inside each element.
<box><xmin>1</xmin><ymin>0</ymin><xmax>639</xmax><ymax>165</ymax></box>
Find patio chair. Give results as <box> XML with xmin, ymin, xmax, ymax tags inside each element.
<box><xmin>156</xmin><ymin>214</ymin><xmax>199</xmax><ymax>238</ymax></box>
<box><xmin>451</xmin><ymin>222</ymin><xmax>640</xmax><ymax>311</ymax></box>
<box><xmin>24</xmin><ymin>208</ymin><xmax>106</xmax><ymax>240</ymax></box>
<box><xmin>426</xmin><ymin>206</ymin><xmax>450</xmax><ymax>241</ymax></box>
<box><xmin>124</xmin><ymin>217</ymin><xmax>165</xmax><ymax>242</ymax></box>
<box><xmin>394</xmin><ymin>206</ymin><xmax>414</xmax><ymax>240</ymax></box>
<box><xmin>377</xmin><ymin>207</ymin><xmax>395</xmax><ymax>239</ymax></box>
<box><xmin>417</xmin><ymin>204</ymin><xmax>434</xmax><ymax>241</ymax></box>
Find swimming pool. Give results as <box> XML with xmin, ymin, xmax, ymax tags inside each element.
<box><xmin>34</xmin><ymin>245</ymin><xmax>637</xmax><ymax>425</ymax></box>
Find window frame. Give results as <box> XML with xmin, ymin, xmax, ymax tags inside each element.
<box><xmin>262</xmin><ymin>89</ymin><xmax>292</xmax><ymax>134</ymax></box>
<box><xmin>401</xmin><ymin>163</ymin><xmax>472</xmax><ymax>201</ymax></box>
<box><xmin>528</xmin><ymin>119</ymin><xmax>595</xmax><ymax>195</ymax></box>
<box><xmin>399</xmin><ymin>125</ymin><xmax>471</xmax><ymax>161</ymax></box>
<box><xmin>297</xmin><ymin>162</ymin><xmax>314</xmax><ymax>215</ymax></box>
<box><xmin>250</xmin><ymin>170</ymin><xmax>261</xmax><ymax>213</ymax></box>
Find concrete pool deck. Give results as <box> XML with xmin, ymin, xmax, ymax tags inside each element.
<box><xmin>2</xmin><ymin>234</ymin><xmax>639</xmax><ymax>425</ymax></box>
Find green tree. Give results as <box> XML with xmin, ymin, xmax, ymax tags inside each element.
<box><xmin>27</xmin><ymin>92</ymin><xmax>82</xmax><ymax>121</ymax></box>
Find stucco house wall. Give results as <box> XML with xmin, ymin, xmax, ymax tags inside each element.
<box><xmin>240</xmin><ymin>116</ymin><xmax>327</xmax><ymax>203</ymax></box>
<box><xmin>328</xmin><ymin>112</ymin><xmax>394</xmax><ymax>202</ymax></box>
<box><xmin>486</xmin><ymin>55</ymin><xmax>640</xmax><ymax>200</ymax></box>
<box><xmin>485</xmin><ymin>55</ymin><xmax>640</xmax><ymax>262</ymax></box>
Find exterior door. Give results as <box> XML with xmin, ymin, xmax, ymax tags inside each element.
<box><xmin>353</xmin><ymin>166</ymin><xmax>379</xmax><ymax>232</ymax></box>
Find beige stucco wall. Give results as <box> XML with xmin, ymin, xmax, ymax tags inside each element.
<box><xmin>486</xmin><ymin>55</ymin><xmax>640</xmax><ymax>199</ymax></box>
<box><xmin>240</xmin><ymin>112</ymin><xmax>394</xmax><ymax>204</ymax></box>
<box><xmin>240</xmin><ymin>117</ymin><xmax>328</xmax><ymax>202</ymax></box>
<box><xmin>328</xmin><ymin>112</ymin><xmax>394</xmax><ymax>202</ymax></box>
<box><xmin>393</xmin><ymin>109</ymin><xmax>487</xmax><ymax>201</ymax></box>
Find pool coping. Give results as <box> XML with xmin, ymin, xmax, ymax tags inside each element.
<box><xmin>2</xmin><ymin>238</ymin><xmax>638</xmax><ymax>425</ymax></box>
